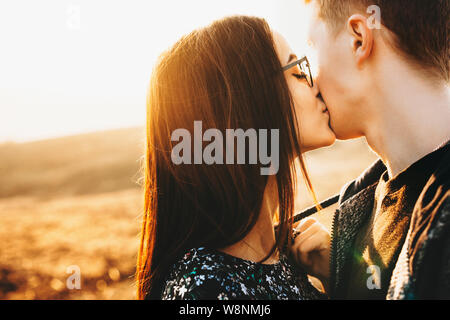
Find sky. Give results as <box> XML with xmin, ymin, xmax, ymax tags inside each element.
<box><xmin>0</xmin><ymin>0</ymin><xmax>315</xmax><ymax>142</ymax></box>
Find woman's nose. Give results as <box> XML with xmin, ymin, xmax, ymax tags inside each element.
<box><xmin>311</xmin><ymin>78</ymin><xmax>320</xmax><ymax>95</ymax></box>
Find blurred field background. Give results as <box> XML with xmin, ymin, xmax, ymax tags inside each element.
<box><xmin>0</xmin><ymin>128</ymin><xmax>378</xmax><ymax>299</ymax></box>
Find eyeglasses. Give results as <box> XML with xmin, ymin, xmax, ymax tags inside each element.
<box><xmin>282</xmin><ymin>56</ymin><xmax>314</xmax><ymax>88</ymax></box>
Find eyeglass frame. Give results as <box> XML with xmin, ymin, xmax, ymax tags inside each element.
<box><xmin>282</xmin><ymin>56</ymin><xmax>314</xmax><ymax>88</ymax></box>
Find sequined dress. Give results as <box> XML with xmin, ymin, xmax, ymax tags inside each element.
<box><xmin>161</xmin><ymin>247</ymin><xmax>325</xmax><ymax>300</ymax></box>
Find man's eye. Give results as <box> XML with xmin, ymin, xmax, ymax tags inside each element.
<box><xmin>293</xmin><ymin>73</ymin><xmax>307</xmax><ymax>80</ymax></box>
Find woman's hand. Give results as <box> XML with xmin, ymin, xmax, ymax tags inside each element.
<box><xmin>290</xmin><ymin>218</ymin><xmax>331</xmax><ymax>291</ymax></box>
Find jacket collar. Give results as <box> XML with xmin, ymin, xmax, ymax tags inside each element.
<box><xmin>330</xmin><ymin>159</ymin><xmax>386</xmax><ymax>297</ymax></box>
<box><xmin>339</xmin><ymin>159</ymin><xmax>386</xmax><ymax>205</ymax></box>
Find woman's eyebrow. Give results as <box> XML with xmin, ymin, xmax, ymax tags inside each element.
<box><xmin>287</xmin><ymin>53</ymin><xmax>298</xmax><ymax>65</ymax></box>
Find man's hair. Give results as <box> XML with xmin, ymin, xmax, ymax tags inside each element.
<box><xmin>309</xmin><ymin>0</ymin><xmax>449</xmax><ymax>81</ymax></box>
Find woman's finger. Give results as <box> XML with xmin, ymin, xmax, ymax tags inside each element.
<box><xmin>294</xmin><ymin>217</ymin><xmax>316</xmax><ymax>233</ymax></box>
<box><xmin>294</xmin><ymin>222</ymin><xmax>322</xmax><ymax>247</ymax></box>
<box><xmin>297</xmin><ymin>232</ymin><xmax>329</xmax><ymax>254</ymax></box>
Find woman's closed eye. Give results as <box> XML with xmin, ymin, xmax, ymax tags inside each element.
<box><xmin>293</xmin><ymin>73</ymin><xmax>307</xmax><ymax>81</ymax></box>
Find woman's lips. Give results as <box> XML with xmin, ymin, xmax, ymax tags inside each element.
<box><xmin>322</xmin><ymin>105</ymin><xmax>330</xmax><ymax>118</ymax></box>
<box><xmin>317</xmin><ymin>92</ymin><xmax>328</xmax><ymax>113</ymax></box>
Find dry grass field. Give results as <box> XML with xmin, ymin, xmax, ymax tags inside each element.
<box><xmin>0</xmin><ymin>127</ymin><xmax>378</xmax><ymax>299</ymax></box>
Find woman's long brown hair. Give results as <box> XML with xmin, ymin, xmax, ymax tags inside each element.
<box><xmin>136</xmin><ymin>15</ymin><xmax>318</xmax><ymax>299</ymax></box>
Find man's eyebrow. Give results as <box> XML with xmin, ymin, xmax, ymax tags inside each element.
<box><xmin>287</xmin><ymin>53</ymin><xmax>298</xmax><ymax>64</ymax></box>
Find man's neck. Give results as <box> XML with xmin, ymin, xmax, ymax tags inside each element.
<box><xmin>364</xmin><ymin>73</ymin><xmax>450</xmax><ymax>178</ymax></box>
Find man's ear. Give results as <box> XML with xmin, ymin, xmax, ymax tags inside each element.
<box><xmin>346</xmin><ymin>14</ymin><xmax>374</xmax><ymax>67</ymax></box>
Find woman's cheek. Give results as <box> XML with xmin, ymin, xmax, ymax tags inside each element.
<box><xmin>292</xmin><ymin>86</ymin><xmax>305</xmax><ymax>113</ymax></box>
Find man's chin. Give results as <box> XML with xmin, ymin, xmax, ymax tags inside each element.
<box><xmin>335</xmin><ymin>132</ymin><xmax>365</xmax><ymax>140</ymax></box>
<box><xmin>329</xmin><ymin>121</ymin><xmax>362</xmax><ymax>141</ymax></box>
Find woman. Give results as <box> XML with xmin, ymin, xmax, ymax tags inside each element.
<box><xmin>136</xmin><ymin>15</ymin><xmax>334</xmax><ymax>300</ymax></box>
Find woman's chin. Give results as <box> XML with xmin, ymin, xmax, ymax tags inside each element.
<box><xmin>323</xmin><ymin>134</ymin><xmax>337</xmax><ymax>148</ymax></box>
<box><xmin>325</xmin><ymin>128</ymin><xmax>337</xmax><ymax>145</ymax></box>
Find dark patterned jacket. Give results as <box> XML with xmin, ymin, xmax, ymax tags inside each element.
<box><xmin>329</xmin><ymin>143</ymin><xmax>450</xmax><ymax>299</ymax></box>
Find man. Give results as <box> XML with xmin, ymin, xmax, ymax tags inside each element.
<box><xmin>292</xmin><ymin>0</ymin><xmax>450</xmax><ymax>299</ymax></box>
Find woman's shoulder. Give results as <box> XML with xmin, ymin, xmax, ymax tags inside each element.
<box><xmin>160</xmin><ymin>247</ymin><xmax>244</xmax><ymax>300</ymax></box>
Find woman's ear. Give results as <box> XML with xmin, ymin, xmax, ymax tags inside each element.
<box><xmin>346</xmin><ymin>14</ymin><xmax>374</xmax><ymax>67</ymax></box>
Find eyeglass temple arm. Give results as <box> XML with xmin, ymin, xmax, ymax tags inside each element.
<box><xmin>293</xmin><ymin>194</ymin><xmax>340</xmax><ymax>223</ymax></box>
<box><xmin>282</xmin><ymin>57</ymin><xmax>308</xmax><ymax>71</ymax></box>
